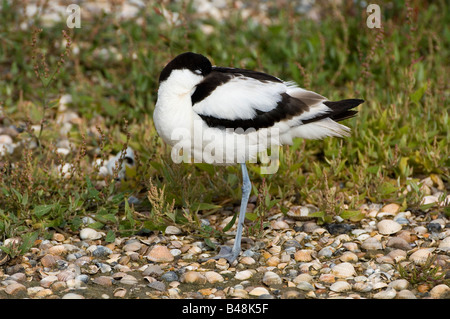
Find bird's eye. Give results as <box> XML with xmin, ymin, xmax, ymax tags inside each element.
<box><xmin>194</xmin><ymin>69</ymin><xmax>202</xmax><ymax>75</ymax></box>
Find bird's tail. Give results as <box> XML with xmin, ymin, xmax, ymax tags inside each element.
<box><xmin>302</xmin><ymin>99</ymin><xmax>364</xmax><ymax>125</ymax></box>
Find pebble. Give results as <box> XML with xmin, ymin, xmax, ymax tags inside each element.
<box><xmin>331</xmin><ymin>262</ymin><xmax>356</xmax><ymax>278</ymax></box>
<box><xmin>5</xmin><ymin>282</ymin><xmax>26</xmax><ymax>295</ymax></box>
<box><xmin>296</xmin><ymin>281</ymin><xmax>315</xmax><ymax>292</ymax></box>
<box><xmin>205</xmin><ymin>271</ymin><xmax>224</xmax><ymax>284</ymax></box>
<box><xmin>330</xmin><ymin>281</ymin><xmax>352</xmax><ymax>292</ymax></box>
<box><xmin>62</xmin><ymin>293</ymin><xmax>85</xmax><ymax>299</ymax></box>
<box><xmin>80</xmin><ymin>228</ymin><xmax>103</xmax><ymax>240</ymax></box>
<box><xmin>294</xmin><ymin>249</ymin><xmax>313</xmax><ymax>262</ymax></box>
<box><xmin>377</xmin><ymin>220</ymin><xmax>402</xmax><ymax>235</ymax></box>
<box><xmin>235</xmin><ymin>270</ymin><xmax>254</xmax><ymax>281</ymax></box>
<box><xmin>161</xmin><ymin>271</ymin><xmax>179</xmax><ymax>282</ymax></box>
<box><xmin>146</xmin><ymin>245</ymin><xmax>174</xmax><ymax>262</ymax></box>
<box><xmin>429</xmin><ymin>284</ymin><xmax>450</xmax><ymax>299</ymax></box>
<box><xmin>262</xmin><ymin>271</ymin><xmax>282</xmax><ymax>286</ymax></box>
<box><xmin>388</xmin><ymin>279</ymin><xmax>409</xmax><ymax>291</ymax></box>
<box><xmin>409</xmin><ymin>248</ymin><xmax>434</xmax><ymax>265</ymax></box>
<box><xmin>181</xmin><ymin>271</ymin><xmax>207</xmax><ymax>284</ymax></box>
<box><xmin>249</xmin><ymin>287</ymin><xmax>270</xmax><ymax>297</ymax></box>
<box><xmin>373</xmin><ymin>288</ymin><xmax>397</xmax><ymax>299</ymax></box>
<box><xmin>0</xmin><ymin>171</ymin><xmax>446</xmax><ymax>301</ymax></box>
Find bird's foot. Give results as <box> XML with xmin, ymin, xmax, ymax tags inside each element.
<box><xmin>200</xmin><ymin>245</ymin><xmax>239</xmax><ymax>264</ymax></box>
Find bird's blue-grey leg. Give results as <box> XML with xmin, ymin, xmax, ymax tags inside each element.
<box><xmin>205</xmin><ymin>163</ymin><xmax>251</xmax><ymax>264</ymax></box>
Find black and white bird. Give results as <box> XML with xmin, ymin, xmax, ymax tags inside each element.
<box><xmin>154</xmin><ymin>52</ymin><xmax>364</xmax><ymax>263</ymax></box>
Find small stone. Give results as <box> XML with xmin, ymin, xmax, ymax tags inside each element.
<box><xmin>361</xmin><ymin>237</ymin><xmax>383</xmax><ymax>250</ymax></box>
<box><xmin>409</xmin><ymin>248</ymin><xmax>434</xmax><ymax>265</ymax></box>
<box><xmin>239</xmin><ymin>256</ymin><xmax>256</xmax><ymax>265</ymax></box>
<box><xmin>429</xmin><ymin>284</ymin><xmax>450</xmax><ymax>299</ymax></box>
<box><xmin>271</xmin><ymin>220</ymin><xmax>289</xmax><ymax>230</ymax></box>
<box><xmin>114</xmin><ymin>288</ymin><xmax>128</xmax><ymax>297</ymax></box>
<box><xmin>205</xmin><ymin>271</ymin><xmax>224</xmax><ymax>284</ymax></box>
<box><xmin>35</xmin><ymin>288</ymin><xmax>53</xmax><ymax>298</ymax></box>
<box><xmin>146</xmin><ymin>244</ymin><xmax>174</xmax><ymax>262</ymax></box>
<box><xmin>48</xmin><ymin>244</ymin><xmax>66</xmax><ymax>255</ymax></box>
<box><xmin>80</xmin><ymin>228</ymin><xmax>103</xmax><ymax>240</ymax></box>
<box><xmin>379</xmin><ymin>203</ymin><xmax>400</xmax><ymax>215</ymax></box>
<box><xmin>318</xmin><ymin>246</ymin><xmax>334</xmax><ymax>258</ymax></box>
<box><xmin>5</xmin><ymin>282</ymin><xmax>26</xmax><ymax>295</ymax></box>
<box><xmin>119</xmin><ymin>274</ymin><xmax>138</xmax><ymax>285</ymax></box>
<box><xmin>281</xmin><ymin>290</ymin><xmax>304</xmax><ymax>299</ymax></box>
<box><xmin>388</xmin><ymin>279</ymin><xmax>409</xmax><ymax>291</ymax></box>
<box><xmin>165</xmin><ymin>225</ymin><xmax>181</xmax><ymax>235</ymax></box>
<box><xmin>266</xmin><ymin>256</ymin><xmax>280</xmax><ymax>266</ymax></box>
<box><xmin>339</xmin><ymin>251</ymin><xmax>358</xmax><ymax>263</ymax></box>
<box><xmin>386</xmin><ymin>237</ymin><xmax>412</xmax><ymax>250</ymax></box>
<box><xmin>231</xmin><ymin>288</ymin><xmax>249</xmax><ymax>298</ymax></box>
<box><xmin>294</xmin><ymin>273</ymin><xmax>314</xmax><ymax>284</ymax></box>
<box><xmin>41</xmin><ymin>254</ymin><xmax>58</xmax><ymax>268</ymax></box>
<box><xmin>373</xmin><ymin>288</ymin><xmax>397</xmax><ymax>299</ymax></box>
<box><xmin>52</xmin><ymin>233</ymin><xmax>65</xmax><ymax>242</ymax></box>
<box><xmin>318</xmin><ymin>273</ymin><xmax>336</xmax><ymax>283</ymax></box>
<box><xmin>439</xmin><ymin>237</ymin><xmax>450</xmax><ymax>250</ymax></box>
<box><xmin>249</xmin><ymin>287</ymin><xmax>270</xmax><ymax>297</ymax></box>
<box><xmin>396</xmin><ymin>290</ymin><xmax>417</xmax><ymax>299</ymax></box>
<box><xmin>296</xmin><ymin>281</ymin><xmax>315</xmax><ymax>292</ymax></box>
<box><xmin>62</xmin><ymin>293</ymin><xmax>85</xmax><ymax>299</ymax></box>
<box><xmin>161</xmin><ymin>271</ymin><xmax>179</xmax><ymax>282</ymax></box>
<box><xmin>40</xmin><ymin>275</ymin><xmax>58</xmax><ymax>288</ymax></box>
<box><xmin>294</xmin><ymin>249</ymin><xmax>313</xmax><ymax>262</ymax></box>
<box><xmin>93</xmin><ymin>276</ymin><xmax>114</xmax><ymax>286</ymax></box>
<box><xmin>262</xmin><ymin>271</ymin><xmax>282</xmax><ymax>286</ymax></box>
<box><xmin>123</xmin><ymin>241</ymin><xmax>142</xmax><ymax>252</ymax></box>
<box><xmin>377</xmin><ymin>220</ymin><xmax>402</xmax><ymax>235</ymax></box>
<box><xmin>92</xmin><ymin>245</ymin><xmax>113</xmax><ymax>258</ymax></box>
<box><xmin>331</xmin><ymin>262</ymin><xmax>356</xmax><ymax>278</ymax></box>
<box><xmin>330</xmin><ymin>281</ymin><xmax>352</xmax><ymax>292</ymax></box>
<box><xmin>143</xmin><ymin>265</ymin><xmax>164</xmax><ymax>277</ymax></box>
<box><xmin>148</xmin><ymin>281</ymin><xmax>166</xmax><ymax>292</ymax></box>
<box><xmin>235</xmin><ymin>270</ymin><xmax>254</xmax><ymax>281</ymax></box>
<box><xmin>181</xmin><ymin>271</ymin><xmax>207</xmax><ymax>284</ymax></box>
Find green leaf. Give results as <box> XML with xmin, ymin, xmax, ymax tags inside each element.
<box><xmin>222</xmin><ymin>212</ymin><xmax>237</xmax><ymax>232</ymax></box>
<box><xmin>105</xmin><ymin>230</ymin><xmax>116</xmax><ymax>243</ymax></box>
<box><xmin>33</xmin><ymin>204</ymin><xmax>54</xmax><ymax>218</ymax></box>
<box><xmin>340</xmin><ymin>210</ymin><xmax>365</xmax><ymax>222</ymax></box>
<box><xmin>204</xmin><ymin>237</ymin><xmax>216</xmax><ymax>249</ymax></box>
<box><xmin>20</xmin><ymin>232</ymin><xmax>39</xmax><ymax>255</ymax></box>
<box><xmin>410</xmin><ymin>83</ymin><xmax>427</xmax><ymax>103</ymax></box>
<box><xmin>191</xmin><ymin>202</ymin><xmax>222</xmax><ymax>212</ymax></box>
<box><xmin>85</xmin><ymin>176</ymin><xmax>100</xmax><ymax>200</ymax></box>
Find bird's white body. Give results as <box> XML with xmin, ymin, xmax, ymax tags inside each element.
<box><xmin>153</xmin><ymin>52</ymin><xmax>363</xmax><ymax>263</ymax></box>
<box><xmin>154</xmin><ymin>68</ymin><xmax>351</xmax><ymax>165</ymax></box>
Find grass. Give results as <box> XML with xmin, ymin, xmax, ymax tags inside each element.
<box><xmin>0</xmin><ymin>0</ymin><xmax>448</xmax><ymax>257</ymax></box>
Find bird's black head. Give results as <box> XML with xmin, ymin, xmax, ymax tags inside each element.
<box><xmin>159</xmin><ymin>52</ymin><xmax>212</xmax><ymax>83</ymax></box>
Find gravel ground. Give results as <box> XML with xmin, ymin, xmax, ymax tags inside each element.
<box><xmin>1</xmin><ymin>192</ymin><xmax>449</xmax><ymax>300</ymax></box>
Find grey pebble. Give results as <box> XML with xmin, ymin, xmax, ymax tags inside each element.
<box><xmin>161</xmin><ymin>271</ymin><xmax>179</xmax><ymax>282</ymax></box>
<box><xmin>148</xmin><ymin>281</ymin><xmax>166</xmax><ymax>291</ymax></box>
<box><xmin>92</xmin><ymin>246</ymin><xmax>113</xmax><ymax>257</ymax></box>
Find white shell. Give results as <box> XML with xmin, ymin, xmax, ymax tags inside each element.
<box><xmin>377</xmin><ymin>220</ymin><xmax>402</xmax><ymax>235</ymax></box>
<box><xmin>438</xmin><ymin>236</ymin><xmax>450</xmax><ymax>250</ymax></box>
<box><xmin>361</xmin><ymin>237</ymin><xmax>383</xmax><ymax>250</ymax></box>
<box><xmin>249</xmin><ymin>287</ymin><xmax>270</xmax><ymax>297</ymax></box>
<box><xmin>330</xmin><ymin>281</ymin><xmax>352</xmax><ymax>292</ymax></box>
<box><xmin>262</xmin><ymin>271</ymin><xmax>282</xmax><ymax>286</ymax></box>
<box><xmin>80</xmin><ymin>228</ymin><xmax>103</xmax><ymax>240</ymax></box>
<box><xmin>234</xmin><ymin>270</ymin><xmax>254</xmax><ymax>281</ymax></box>
<box><xmin>331</xmin><ymin>262</ymin><xmax>356</xmax><ymax>278</ymax></box>
<box><xmin>409</xmin><ymin>248</ymin><xmax>434</xmax><ymax>265</ymax></box>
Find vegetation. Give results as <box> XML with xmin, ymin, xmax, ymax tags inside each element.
<box><xmin>0</xmin><ymin>1</ymin><xmax>448</xmax><ymax>257</ymax></box>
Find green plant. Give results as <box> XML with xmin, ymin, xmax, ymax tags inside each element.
<box><xmin>397</xmin><ymin>255</ymin><xmax>449</xmax><ymax>287</ymax></box>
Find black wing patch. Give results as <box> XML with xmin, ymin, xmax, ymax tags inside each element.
<box><xmin>198</xmin><ymin>93</ymin><xmax>310</xmax><ymax>131</ymax></box>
